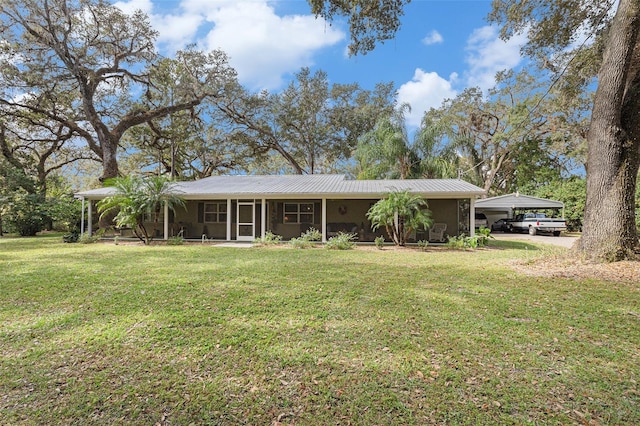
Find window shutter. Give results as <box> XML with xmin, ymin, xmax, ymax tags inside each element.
<box><xmin>198</xmin><ymin>203</ymin><xmax>204</xmax><ymax>223</ymax></box>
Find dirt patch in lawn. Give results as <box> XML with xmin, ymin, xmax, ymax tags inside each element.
<box><xmin>512</xmin><ymin>255</ymin><xmax>640</xmax><ymax>284</ymax></box>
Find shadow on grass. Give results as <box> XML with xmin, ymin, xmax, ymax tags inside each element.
<box><xmin>490</xmin><ymin>239</ymin><xmax>541</xmax><ymax>251</ymax></box>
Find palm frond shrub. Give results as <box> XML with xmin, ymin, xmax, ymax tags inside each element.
<box><xmin>367</xmin><ymin>190</ymin><xmax>433</xmax><ymax>246</ymax></box>
<box><xmin>97</xmin><ymin>176</ymin><xmax>186</xmax><ymax>245</ymax></box>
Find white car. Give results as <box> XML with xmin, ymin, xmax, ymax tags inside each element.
<box><xmin>475</xmin><ymin>212</ymin><xmax>488</xmax><ymax>229</ymax></box>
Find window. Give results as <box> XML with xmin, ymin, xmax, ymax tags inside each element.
<box><xmin>204</xmin><ymin>202</ymin><xmax>227</xmax><ymax>223</ymax></box>
<box><xmin>284</xmin><ymin>203</ymin><xmax>314</xmax><ymax>224</ymax></box>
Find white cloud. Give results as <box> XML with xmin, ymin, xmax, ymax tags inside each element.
<box><xmin>199</xmin><ymin>2</ymin><xmax>344</xmax><ymax>89</ymax></box>
<box><xmin>153</xmin><ymin>12</ymin><xmax>204</xmax><ymax>51</ymax></box>
<box><xmin>115</xmin><ymin>0</ymin><xmax>345</xmax><ymax>90</ymax></box>
<box><xmin>464</xmin><ymin>25</ymin><xmax>527</xmax><ymax>90</ymax></box>
<box><xmin>397</xmin><ymin>69</ymin><xmax>458</xmax><ymax>128</ymax></box>
<box><xmin>113</xmin><ymin>0</ymin><xmax>202</xmax><ymax>51</ymax></box>
<box><xmin>422</xmin><ymin>30</ymin><xmax>443</xmax><ymax>46</ymax></box>
<box><xmin>398</xmin><ymin>25</ymin><xmax>527</xmax><ymax>129</ymax></box>
<box><xmin>112</xmin><ymin>0</ymin><xmax>153</xmax><ymax>15</ymax></box>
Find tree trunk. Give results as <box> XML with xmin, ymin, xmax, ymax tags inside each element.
<box><xmin>100</xmin><ymin>141</ymin><xmax>120</xmax><ymax>183</ymax></box>
<box><xmin>576</xmin><ymin>0</ymin><xmax>640</xmax><ymax>261</ymax></box>
<box><xmin>98</xmin><ymin>138</ymin><xmax>120</xmax><ymax>229</ymax></box>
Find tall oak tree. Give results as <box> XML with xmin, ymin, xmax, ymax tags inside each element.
<box><xmin>0</xmin><ymin>0</ymin><xmax>236</xmax><ymax>183</ymax></box>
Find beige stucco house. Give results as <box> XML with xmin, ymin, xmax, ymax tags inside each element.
<box><xmin>75</xmin><ymin>174</ymin><xmax>485</xmax><ymax>243</ymax></box>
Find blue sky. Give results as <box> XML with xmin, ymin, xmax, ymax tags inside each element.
<box><xmin>113</xmin><ymin>0</ymin><xmax>528</xmax><ymax>127</ymax></box>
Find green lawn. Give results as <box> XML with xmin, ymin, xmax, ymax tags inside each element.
<box><xmin>1</xmin><ymin>236</ymin><xmax>638</xmax><ymax>425</ymax></box>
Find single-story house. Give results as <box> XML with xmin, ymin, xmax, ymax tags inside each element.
<box><xmin>475</xmin><ymin>192</ymin><xmax>565</xmax><ymax>227</ymax></box>
<box><xmin>75</xmin><ymin>174</ymin><xmax>485</xmax><ymax>243</ymax></box>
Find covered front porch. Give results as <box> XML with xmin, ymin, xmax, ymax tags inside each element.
<box><xmin>80</xmin><ymin>196</ymin><xmax>478</xmax><ymax>243</ymax></box>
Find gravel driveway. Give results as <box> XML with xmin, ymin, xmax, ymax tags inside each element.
<box><xmin>492</xmin><ymin>232</ymin><xmax>578</xmax><ymax>249</ymax></box>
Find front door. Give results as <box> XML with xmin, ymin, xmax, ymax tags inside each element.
<box><xmin>237</xmin><ymin>201</ymin><xmax>255</xmax><ymax>241</ymax></box>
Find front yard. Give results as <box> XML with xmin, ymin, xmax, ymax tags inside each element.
<box><xmin>0</xmin><ymin>236</ymin><xmax>638</xmax><ymax>425</ymax></box>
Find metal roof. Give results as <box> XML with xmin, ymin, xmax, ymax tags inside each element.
<box><xmin>76</xmin><ymin>174</ymin><xmax>485</xmax><ymax>199</ymax></box>
<box><xmin>475</xmin><ymin>193</ymin><xmax>564</xmax><ymax>210</ymax></box>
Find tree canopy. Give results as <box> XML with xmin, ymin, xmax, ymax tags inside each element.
<box><xmin>424</xmin><ymin>70</ymin><xmax>586</xmax><ymax>193</ymax></box>
<box><xmin>310</xmin><ymin>0</ymin><xmax>639</xmax><ymax>261</ymax></box>
<box><xmin>309</xmin><ymin>0</ymin><xmax>411</xmax><ymax>56</ymax></box>
<box><xmin>356</xmin><ymin>104</ymin><xmax>456</xmax><ymax>180</ymax></box>
<box><xmin>216</xmin><ymin>68</ymin><xmax>396</xmax><ymax>174</ymax></box>
<box><xmin>0</xmin><ymin>0</ymin><xmax>236</xmax><ymax>183</ymax></box>
<box><xmin>489</xmin><ymin>0</ymin><xmax>640</xmax><ymax>260</ymax></box>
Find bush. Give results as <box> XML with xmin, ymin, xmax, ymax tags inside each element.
<box><xmin>289</xmin><ymin>237</ymin><xmax>313</xmax><ymax>249</ymax></box>
<box><xmin>325</xmin><ymin>232</ymin><xmax>357</xmax><ymax>250</ymax></box>
<box><xmin>79</xmin><ymin>233</ymin><xmax>99</xmax><ymax>244</ymax></box>
<box><xmin>290</xmin><ymin>227</ymin><xmax>321</xmax><ymax>249</ymax></box>
<box><xmin>2</xmin><ymin>193</ymin><xmax>49</xmax><ymax>236</ymax></box>
<box><xmin>62</xmin><ymin>230</ymin><xmax>79</xmax><ymax>243</ymax></box>
<box><xmin>78</xmin><ymin>228</ymin><xmax>105</xmax><ymax>244</ymax></box>
<box><xmin>301</xmin><ymin>227</ymin><xmax>322</xmax><ymax>241</ymax></box>
<box><xmin>374</xmin><ymin>236</ymin><xmax>385</xmax><ymax>249</ymax></box>
<box><xmin>49</xmin><ymin>195</ymin><xmax>82</xmax><ymax>233</ymax></box>
<box><xmin>476</xmin><ymin>226</ymin><xmax>493</xmax><ymax>247</ymax></box>
<box><xmin>417</xmin><ymin>239</ymin><xmax>429</xmax><ymax>251</ymax></box>
<box><xmin>446</xmin><ymin>235</ymin><xmax>467</xmax><ymax>250</ymax></box>
<box><xmin>167</xmin><ymin>236</ymin><xmax>184</xmax><ymax>245</ymax></box>
<box><xmin>446</xmin><ymin>231</ymin><xmax>492</xmax><ymax>250</ymax></box>
<box><xmin>2</xmin><ymin>192</ymin><xmax>82</xmax><ymax>237</ymax></box>
<box><xmin>465</xmin><ymin>236</ymin><xmax>479</xmax><ymax>249</ymax></box>
<box><xmin>253</xmin><ymin>231</ymin><xmax>283</xmax><ymax>246</ymax></box>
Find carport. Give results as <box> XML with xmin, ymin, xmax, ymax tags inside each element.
<box><xmin>475</xmin><ymin>193</ymin><xmax>564</xmax><ymax>228</ymax></box>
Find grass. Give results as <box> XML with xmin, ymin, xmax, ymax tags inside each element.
<box><xmin>0</xmin><ymin>236</ymin><xmax>638</xmax><ymax>425</ymax></box>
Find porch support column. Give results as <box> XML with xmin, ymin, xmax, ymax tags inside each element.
<box><xmin>469</xmin><ymin>198</ymin><xmax>476</xmax><ymax>237</ymax></box>
<box><xmin>261</xmin><ymin>198</ymin><xmax>266</xmax><ymax>239</ymax></box>
<box><xmin>163</xmin><ymin>201</ymin><xmax>169</xmax><ymax>240</ymax></box>
<box><xmin>321</xmin><ymin>198</ymin><xmax>327</xmax><ymax>242</ymax></box>
<box><xmin>87</xmin><ymin>200</ymin><xmax>93</xmax><ymax>236</ymax></box>
<box><xmin>80</xmin><ymin>197</ymin><xmax>85</xmax><ymax>237</ymax></box>
<box><xmin>226</xmin><ymin>198</ymin><xmax>232</xmax><ymax>241</ymax></box>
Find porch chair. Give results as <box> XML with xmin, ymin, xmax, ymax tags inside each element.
<box><xmin>429</xmin><ymin>223</ymin><xmax>447</xmax><ymax>243</ymax></box>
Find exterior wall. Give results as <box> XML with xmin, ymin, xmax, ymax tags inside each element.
<box><xmin>269</xmin><ymin>199</ymin><xmax>321</xmax><ymax>240</ymax></box>
<box><xmin>141</xmin><ymin>220</ymin><xmax>166</xmax><ymax>238</ymax></box>
<box><xmin>325</xmin><ymin>199</ymin><xmax>385</xmax><ymax>241</ymax></box>
<box><xmin>170</xmin><ymin>197</ymin><xmax>471</xmax><ymax>242</ymax></box>
<box><xmin>174</xmin><ymin>201</ymin><xmax>229</xmax><ymax>239</ymax></box>
<box><xmin>427</xmin><ymin>199</ymin><xmax>460</xmax><ymax>240</ymax></box>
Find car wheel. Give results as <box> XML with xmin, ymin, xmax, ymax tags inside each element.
<box><xmin>553</xmin><ymin>231</ymin><xmax>561</xmax><ymax>237</ymax></box>
<box><xmin>529</xmin><ymin>226</ymin><xmax>537</xmax><ymax>236</ymax></box>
